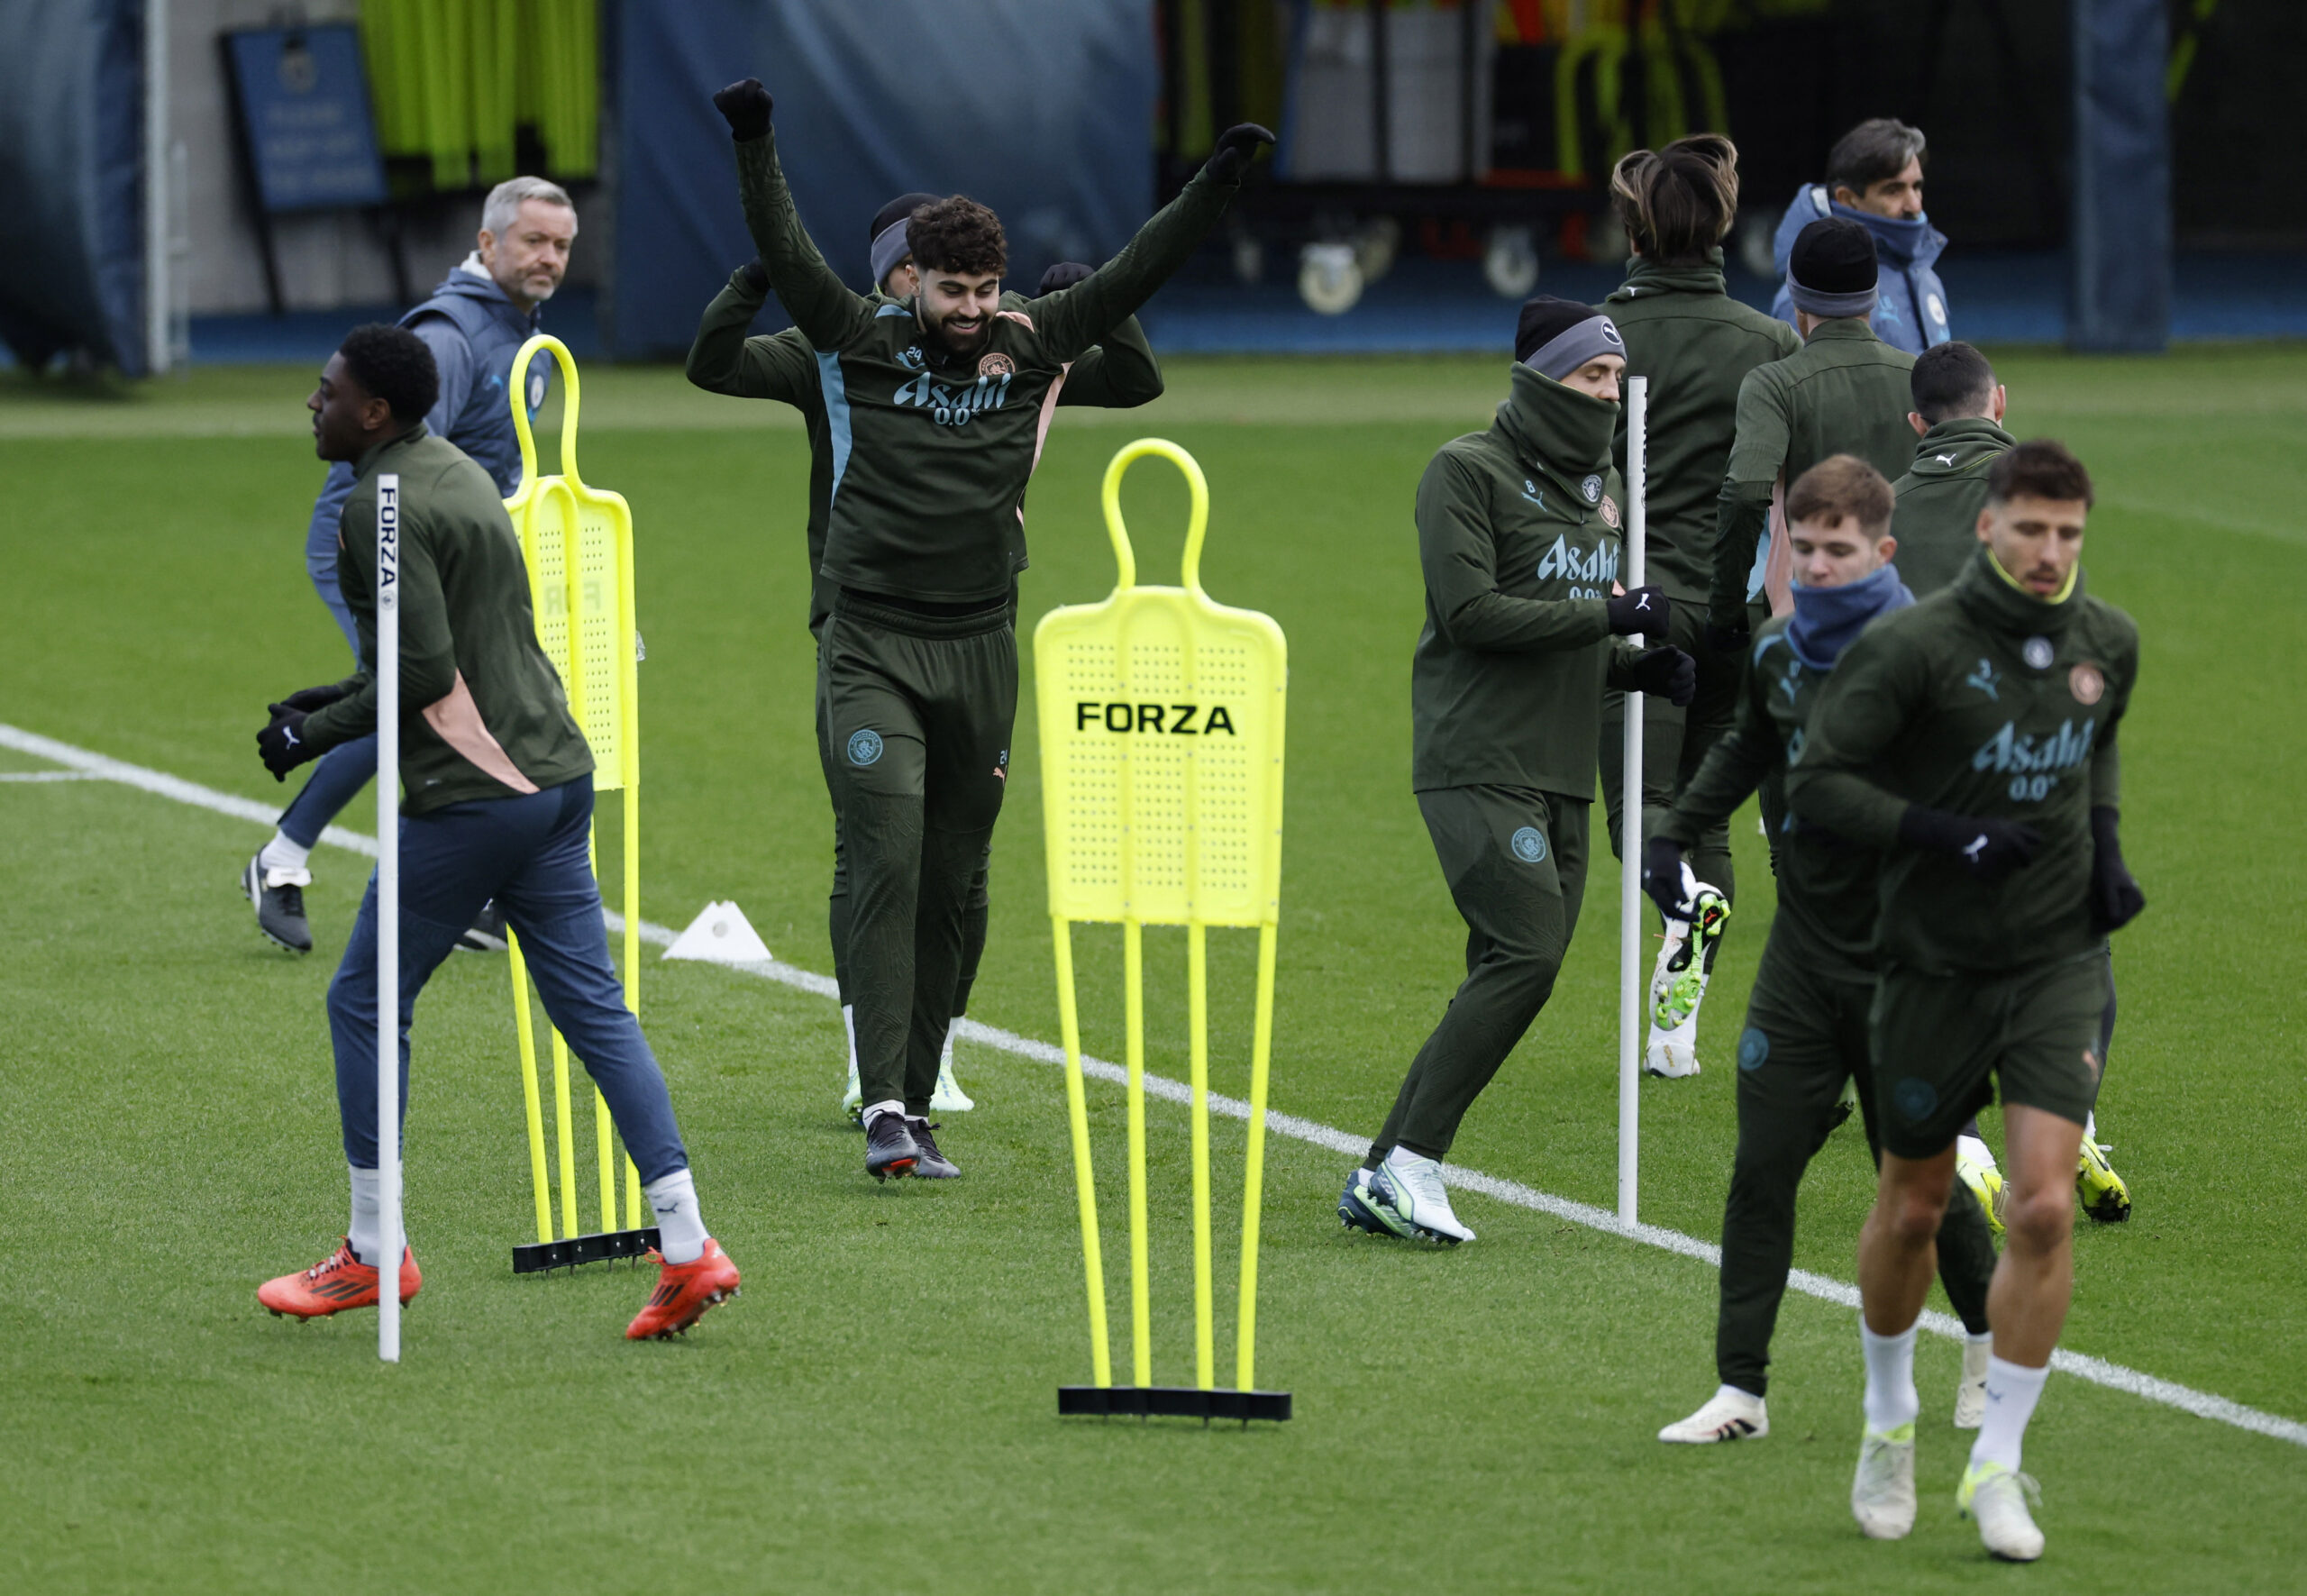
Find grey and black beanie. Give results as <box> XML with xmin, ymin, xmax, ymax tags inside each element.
<box><xmin>1515</xmin><ymin>296</ymin><xmax>1625</xmax><ymax>381</ymax></box>
<box><xmin>869</xmin><ymin>192</ymin><xmax>940</xmax><ymax>289</ymax></box>
<box><xmin>1786</xmin><ymin>218</ymin><xmax>1879</xmax><ymax>319</ymax></box>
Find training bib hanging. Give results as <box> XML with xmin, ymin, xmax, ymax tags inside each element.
<box><xmin>501</xmin><ymin>334</ymin><xmax>652</xmax><ymax>1272</ymax></box>
<box><xmin>1035</xmin><ymin>438</ymin><xmax>1290</xmax><ymax>1423</ymax></box>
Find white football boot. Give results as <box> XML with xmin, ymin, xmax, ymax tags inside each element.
<box><xmin>1645</xmin><ymin>888</ymin><xmax>1728</xmax><ymax>1078</ymax></box>
<box><xmin>1956</xmin><ymin>1133</ymin><xmax>2007</xmax><ymax>1239</ymax></box>
<box><xmin>1851</xmin><ymin>1423</ymin><xmax>1919</xmax><ymax>1539</ymax></box>
<box><xmin>1658</xmin><ymin>1386</ymin><xmax>1768</xmax><ymax>1444</ymax></box>
<box><xmin>929</xmin><ymin>1029</ymin><xmax>975</xmax><ymax>1113</ymax></box>
<box><xmin>1370</xmin><ymin>1147</ymin><xmax>1475</xmax><ymax>1245</ymax></box>
<box><xmin>1954</xmin><ymin>1337</ymin><xmax>1991</xmax><ymax>1429</ymax></box>
<box><xmin>1959</xmin><ymin>1461</ymin><xmax>2046</xmax><ymax>1562</ymax></box>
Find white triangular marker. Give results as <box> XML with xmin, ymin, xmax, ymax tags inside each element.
<box><xmin>661</xmin><ymin>900</ymin><xmax>773</xmax><ymax>965</ymax></box>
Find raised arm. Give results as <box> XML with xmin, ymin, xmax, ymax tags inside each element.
<box><xmin>1057</xmin><ymin>315</ymin><xmax>1163</xmax><ymax>409</ymax></box>
<box><xmin>714</xmin><ymin>82</ymin><xmax>874</xmax><ymax>353</ymax></box>
<box><xmin>686</xmin><ymin>261</ymin><xmax>816</xmax><ymax>403</ymax></box>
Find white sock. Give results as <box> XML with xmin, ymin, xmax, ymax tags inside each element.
<box><xmin>842</xmin><ymin>1005</ymin><xmax>859</xmax><ymax>1073</ymax></box>
<box><xmin>1861</xmin><ymin>1322</ymin><xmax>1921</xmax><ymax>1433</ymax></box>
<box><xmin>1383</xmin><ymin>1145</ymin><xmax>1434</xmax><ymax>1173</ymax></box>
<box><xmin>643</xmin><ymin>1168</ymin><xmax>707</xmax><ymax>1265</ymax></box>
<box><xmin>1718</xmin><ymin>1382</ymin><xmax>1763</xmax><ymax>1408</ymax></box>
<box><xmin>1956</xmin><ymin>1131</ymin><xmax>1999</xmax><ymax>1172</ymax></box>
<box><xmin>1970</xmin><ymin>1355</ymin><xmax>2049</xmax><ymax>1472</ymax></box>
<box><xmin>348</xmin><ymin>1164</ymin><xmax>381</xmax><ymax>1265</ymax></box>
<box><xmin>2084</xmin><ymin>1109</ymin><xmax>2098</xmax><ymax>1143</ymax></box>
<box><xmin>260</xmin><ymin>830</ymin><xmax>313</xmax><ymax>885</ymax></box>
<box><xmin>862</xmin><ymin>1099</ymin><xmax>904</xmax><ymax>1127</ymax></box>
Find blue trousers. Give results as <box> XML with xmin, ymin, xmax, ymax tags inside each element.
<box><xmin>280</xmin><ymin>536</ymin><xmax>375</xmax><ymax>849</ymax></box>
<box><xmin>326</xmin><ymin>779</ymin><xmax>688</xmax><ymax>1181</ymax></box>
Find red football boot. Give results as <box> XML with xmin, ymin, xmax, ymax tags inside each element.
<box><xmin>625</xmin><ymin>1238</ymin><xmax>741</xmax><ymax>1340</ymax></box>
<box><xmin>258</xmin><ymin>1239</ymin><xmax>421</xmax><ymax>1319</ymax></box>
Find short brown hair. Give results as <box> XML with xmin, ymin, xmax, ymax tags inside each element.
<box><xmin>1610</xmin><ymin>133</ymin><xmax>1740</xmax><ymax>265</ymax></box>
<box><xmin>1786</xmin><ymin>453</ymin><xmax>1894</xmax><ymax>535</ymax></box>
<box><xmin>1987</xmin><ymin>439</ymin><xmax>2095</xmax><ymax>508</ymax></box>
<box><xmin>907</xmin><ymin>196</ymin><xmax>1007</xmax><ymax>278</ymax></box>
<box><xmin>1827</xmin><ymin>118</ymin><xmax>1927</xmax><ymax>194</ymax></box>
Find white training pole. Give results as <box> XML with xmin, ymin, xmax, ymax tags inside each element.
<box><xmin>376</xmin><ymin>474</ymin><xmax>403</xmax><ymax>1363</ymax></box>
<box><xmin>1618</xmin><ymin>378</ymin><xmax>1647</xmax><ymax>1227</ymax></box>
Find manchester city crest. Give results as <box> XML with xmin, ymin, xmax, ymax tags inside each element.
<box><xmin>1510</xmin><ymin>825</ymin><xmax>1548</xmax><ymax>863</ymax></box>
<box><xmin>846</xmin><ymin>728</ymin><xmax>885</xmax><ymax>766</ymax></box>
<box><xmin>2022</xmin><ymin>636</ymin><xmax>2055</xmax><ymax>670</ymax></box>
<box><xmin>1580</xmin><ymin>474</ymin><xmax>1603</xmax><ymax>504</ymax></box>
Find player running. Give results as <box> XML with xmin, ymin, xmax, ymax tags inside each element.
<box><xmin>686</xmin><ymin>201</ymin><xmax>1164</xmax><ymax>1123</ymax></box>
<box><xmin>252</xmin><ymin>326</ymin><xmax>741</xmax><ymax>1340</ymax></box>
<box><xmin>1645</xmin><ymin>456</ymin><xmax>1997</xmax><ymax>1446</ymax></box>
<box><xmin>1788</xmin><ymin>441</ymin><xmax>2145</xmax><ymax>1559</ymax></box>
<box><xmin>242</xmin><ymin>177</ymin><xmax>576</xmax><ymax>957</ymax></box>
<box><xmin>1594</xmin><ymin>133</ymin><xmax>1801</xmax><ymax>1078</ymax></box>
<box><xmin>709</xmin><ymin>75</ymin><xmax>1267</xmax><ymax>1181</ymax></box>
<box><xmin>1340</xmin><ymin>298</ymin><xmax>1696</xmax><ymax>1245</ymax></box>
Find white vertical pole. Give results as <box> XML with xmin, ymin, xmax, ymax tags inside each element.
<box><xmin>142</xmin><ymin>0</ymin><xmax>169</xmax><ymax>375</ymax></box>
<box><xmin>377</xmin><ymin>475</ymin><xmax>403</xmax><ymax>1363</ymax></box>
<box><xmin>1618</xmin><ymin>378</ymin><xmax>1647</xmax><ymax>1227</ymax></box>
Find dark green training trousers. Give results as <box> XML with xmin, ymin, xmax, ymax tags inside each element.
<box><xmin>1598</xmin><ymin>597</ymin><xmax>1739</xmax><ymax>902</ymax></box>
<box><xmin>1369</xmin><ymin>786</ymin><xmax>1589</xmax><ymax>1163</ymax></box>
<box><xmin>819</xmin><ymin>591</ymin><xmax>1017</xmax><ymax>1114</ymax></box>
<box><xmin>1717</xmin><ymin>925</ymin><xmax>1998</xmax><ymax>1397</ymax></box>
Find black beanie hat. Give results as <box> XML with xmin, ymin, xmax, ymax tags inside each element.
<box><xmin>1516</xmin><ymin>296</ymin><xmax>1591</xmax><ymax>363</ymax></box>
<box><xmin>871</xmin><ymin>193</ymin><xmax>941</xmax><ymax>242</ymax></box>
<box><xmin>1789</xmin><ymin>218</ymin><xmax>1878</xmax><ymax>300</ymax></box>
<box><xmin>1515</xmin><ymin>295</ymin><xmax>1625</xmax><ymax>380</ymax></box>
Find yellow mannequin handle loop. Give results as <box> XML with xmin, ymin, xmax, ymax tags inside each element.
<box><xmin>1099</xmin><ymin>438</ymin><xmax>1209</xmax><ymax>595</ymax></box>
<box><xmin>507</xmin><ymin>333</ymin><xmax>584</xmax><ymax>493</ymax></box>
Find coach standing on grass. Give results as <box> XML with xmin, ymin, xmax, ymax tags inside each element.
<box><xmin>242</xmin><ymin>177</ymin><xmax>579</xmax><ymax>959</ymax></box>
<box><xmin>1336</xmin><ymin>298</ymin><xmax>1695</xmax><ymax>1247</ymax></box>
<box><xmin>249</xmin><ymin>324</ymin><xmax>744</xmax><ymax>1343</ymax></box>
<box><xmin>686</xmin><ymin>203</ymin><xmax>1165</xmax><ymax>1126</ymax></box>
<box><xmin>1645</xmin><ymin>456</ymin><xmax>1998</xmax><ymax>1447</ymax></box>
<box><xmin>1768</xmin><ymin>119</ymin><xmax>1952</xmax><ymax>354</ymax></box>
<box><xmin>1789</xmin><ymin>441</ymin><xmax>2145</xmax><ymax>1560</ymax></box>
<box><xmin>710</xmin><ymin>77</ymin><xmax>1269</xmax><ymax>1184</ymax></box>
<box><xmin>1592</xmin><ymin>133</ymin><xmax>1800</xmax><ymax>1079</ymax></box>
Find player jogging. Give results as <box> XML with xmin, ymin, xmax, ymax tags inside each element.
<box><xmin>242</xmin><ymin>177</ymin><xmax>577</xmax><ymax>958</ymax></box>
<box><xmin>686</xmin><ymin>202</ymin><xmax>1163</xmax><ymax>1123</ymax></box>
<box><xmin>1892</xmin><ymin>342</ymin><xmax>2133</xmax><ymax>1227</ymax></box>
<box><xmin>1594</xmin><ymin>133</ymin><xmax>1801</xmax><ymax>1078</ymax></box>
<box><xmin>709</xmin><ymin>75</ymin><xmax>1268</xmax><ymax>1181</ymax></box>
<box><xmin>1645</xmin><ymin>456</ymin><xmax>1997</xmax><ymax>1446</ymax></box>
<box><xmin>1339</xmin><ymin>297</ymin><xmax>1696</xmax><ymax>1245</ymax></box>
<box><xmin>251</xmin><ymin>326</ymin><xmax>742</xmax><ymax>1340</ymax></box>
<box><xmin>1788</xmin><ymin>440</ymin><xmax>2145</xmax><ymax>1559</ymax></box>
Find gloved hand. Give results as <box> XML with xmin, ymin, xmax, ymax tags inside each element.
<box><xmin>736</xmin><ymin>258</ymin><xmax>769</xmax><ymax>295</ymax></box>
<box><xmin>1642</xmin><ymin>836</ymin><xmax>1695</xmax><ymax>920</ymax></box>
<box><xmin>1703</xmin><ymin>619</ymin><xmax>1750</xmax><ymax>655</ymax></box>
<box><xmin>1039</xmin><ymin>261</ymin><xmax>1093</xmax><ymax>294</ymax></box>
<box><xmin>1898</xmin><ymin>806</ymin><xmax>2042</xmax><ymax>885</ymax></box>
<box><xmin>2088</xmin><ymin>805</ymin><xmax>2146</xmax><ymax>930</ymax></box>
<box><xmin>1203</xmin><ymin>123</ymin><xmax>1276</xmax><ymax>183</ymax></box>
<box><xmin>712</xmin><ymin>78</ymin><xmax>773</xmax><ymax>141</ymax></box>
<box><xmin>1606</xmin><ymin>585</ymin><xmax>1669</xmax><ymax>637</ymax></box>
<box><xmin>274</xmin><ymin>682</ymin><xmax>349</xmax><ymax>714</ymax></box>
<box><xmin>257</xmin><ymin>707</ymin><xmax>316</xmax><ymax>781</ymax></box>
<box><xmin>1622</xmin><ymin>646</ymin><xmax>1697</xmax><ymax>707</ymax></box>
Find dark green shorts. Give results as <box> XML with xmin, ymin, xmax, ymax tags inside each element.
<box><xmin>1871</xmin><ymin>949</ymin><xmax>2110</xmax><ymax>1159</ymax></box>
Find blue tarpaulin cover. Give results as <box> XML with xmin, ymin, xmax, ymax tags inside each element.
<box><xmin>2071</xmin><ymin>0</ymin><xmax>2171</xmax><ymax>351</ymax></box>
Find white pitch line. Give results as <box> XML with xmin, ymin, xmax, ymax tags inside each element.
<box><xmin>5</xmin><ymin>718</ymin><xmax>2302</xmax><ymax>1451</ymax></box>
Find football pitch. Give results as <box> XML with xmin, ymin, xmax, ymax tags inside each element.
<box><xmin>2</xmin><ymin>348</ymin><xmax>2302</xmax><ymax>1591</ymax></box>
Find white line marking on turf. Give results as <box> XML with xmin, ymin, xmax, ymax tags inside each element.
<box><xmin>8</xmin><ymin>718</ymin><xmax>2303</xmax><ymax>1452</ymax></box>
<box><xmin>0</xmin><ymin>769</ymin><xmax>106</xmax><ymax>781</ymax></box>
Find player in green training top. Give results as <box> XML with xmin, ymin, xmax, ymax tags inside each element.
<box><xmin>709</xmin><ymin>76</ymin><xmax>1267</xmax><ymax>1182</ymax></box>
<box><xmin>1643</xmin><ymin>456</ymin><xmax>1997</xmax><ymax>1448</ymax></box>
<box><xmin>1788</xmin><ymin>441</ymin><xmax>2146</xmax><ymax>1561</ymax></box>
<box><xmin>1338</xmin><ymin>297</ymin><xmax>1696</xmax><ymax>1246</ymax></box>
<box><xmin>686</xmin><ymin>199</ymin><xmax>1163</xmax><ymax>1126</ymax></box>
<box><xmin>1594</xmin><ymin>133</ymin><xmax>1801</xmax><ymax>1080</ymax></box>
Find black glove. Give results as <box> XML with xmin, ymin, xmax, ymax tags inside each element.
<box><xmin>736</xmin><ymin>257</ymin><xmax>769</xmax><ymax>296</ymax></box>
<box><xmin>1642</xmin><ymin>836</ymin><xmax>1692</xmax><ymax>920</ymax></box>
<box><xmin>1703</xmin><ymin>619</ymin><xmax>1750</xmax><ymax>655</ymax></box>
<box><xmin>257</xmin><ymin>707</ymin><xmax>316</xmax><ymax>781</ymax></box>
<box><xmin>1898</xmin><ymin>806</ymin><xmax>2042</xmax><ymax>885</ymax></box>
<box><xmin>712</xmin><ymin>78</ymin><xmax>772</xmax><ymax>141</ymax></box>
<box><xmin>1606</xmin><ymin>585</ymin><xmax>1670</xmax><ymax>637</ymax></box>
<box><xmin>1039</xmin><ymin>260</ymin><xmax>1093</xmax><ymax>294</ymax></box>
<box><xmin>274</xmin><ymin>682</ymin><xmax>349</xmax><ymax>715</ymax></box>
<box><xmin>2089</xmin><ymin>805</ymin><xmax>2146</xmax><ymax>931</ymax></box>
<box><xmin>1203</xmin><ymin>123</ymin><xmax>1276</xmax><ymax>183</ymax></box>
<box><xmin>1622</xmin><ymin>646</ymin><xmax>1697</xmax><ymax>707</ymax></box>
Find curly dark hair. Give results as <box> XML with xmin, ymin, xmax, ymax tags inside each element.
<box><xmin>337</xmin><ymin>323</ymin><xmax>440</xmax><ymax>424</ymax></box>
<box><xmin>907</xmin><ymin>196</ymin><xmax>1007</xmax><ymax>278</ymax></box>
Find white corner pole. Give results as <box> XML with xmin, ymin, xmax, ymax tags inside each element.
<box><xmin>377</xmin><ymin>475</ymin><xmax>403</xmax><ymax>1363</ymax></box>
<box><xmin>1618</xmin><ymin>378</ymin><xmax>1647</xmax><ymax>1227</ymax></box>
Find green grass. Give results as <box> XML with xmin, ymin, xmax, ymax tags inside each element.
<box><xmin>2</xmin><ymin>350</ymin><xmax>2302</xmax><ymax>1591</ymax></box>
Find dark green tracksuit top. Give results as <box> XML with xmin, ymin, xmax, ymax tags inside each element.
<box><xmin>1710</xmin><ymin>318</ymin><xmax>1918</xmax><ymax>628</ymax></box>
<box><xmin>1890</xmin><ymin>416</ymin><xmax>2016</xmax><ymax>597</ymax></box>
<box><xmin>1661</xmin><ymin>615</ymin><xmax>1879</xmax><ymax>981</ymax></box>
<box><xmin>1411</xmin><ymin>362</ymin><xmax>1644</xmax><ymax>798</ymax></box>
<box><xmin>1787</xmin><ymin>546</ymin><xmax>2138</xmax><ymax>975</ymax></box>
<box><xmin>685</xmin><ymin>270</ymin><xmax>1164</xmax><ymax>633</ymax></box>
<box><xmin>733</xmin><ymin>128</ymin><xmax>1235</xmax><ymax>606</ymax></box>
<box><xmin>300</xmin><ymin>424</ymin><xmax>593</xmax><ymax>816</ymax></box>
<box><xmin>1598</xmin><ymin>252</ymin><xmax>1800</xmax><ymax>606</ymax></box>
